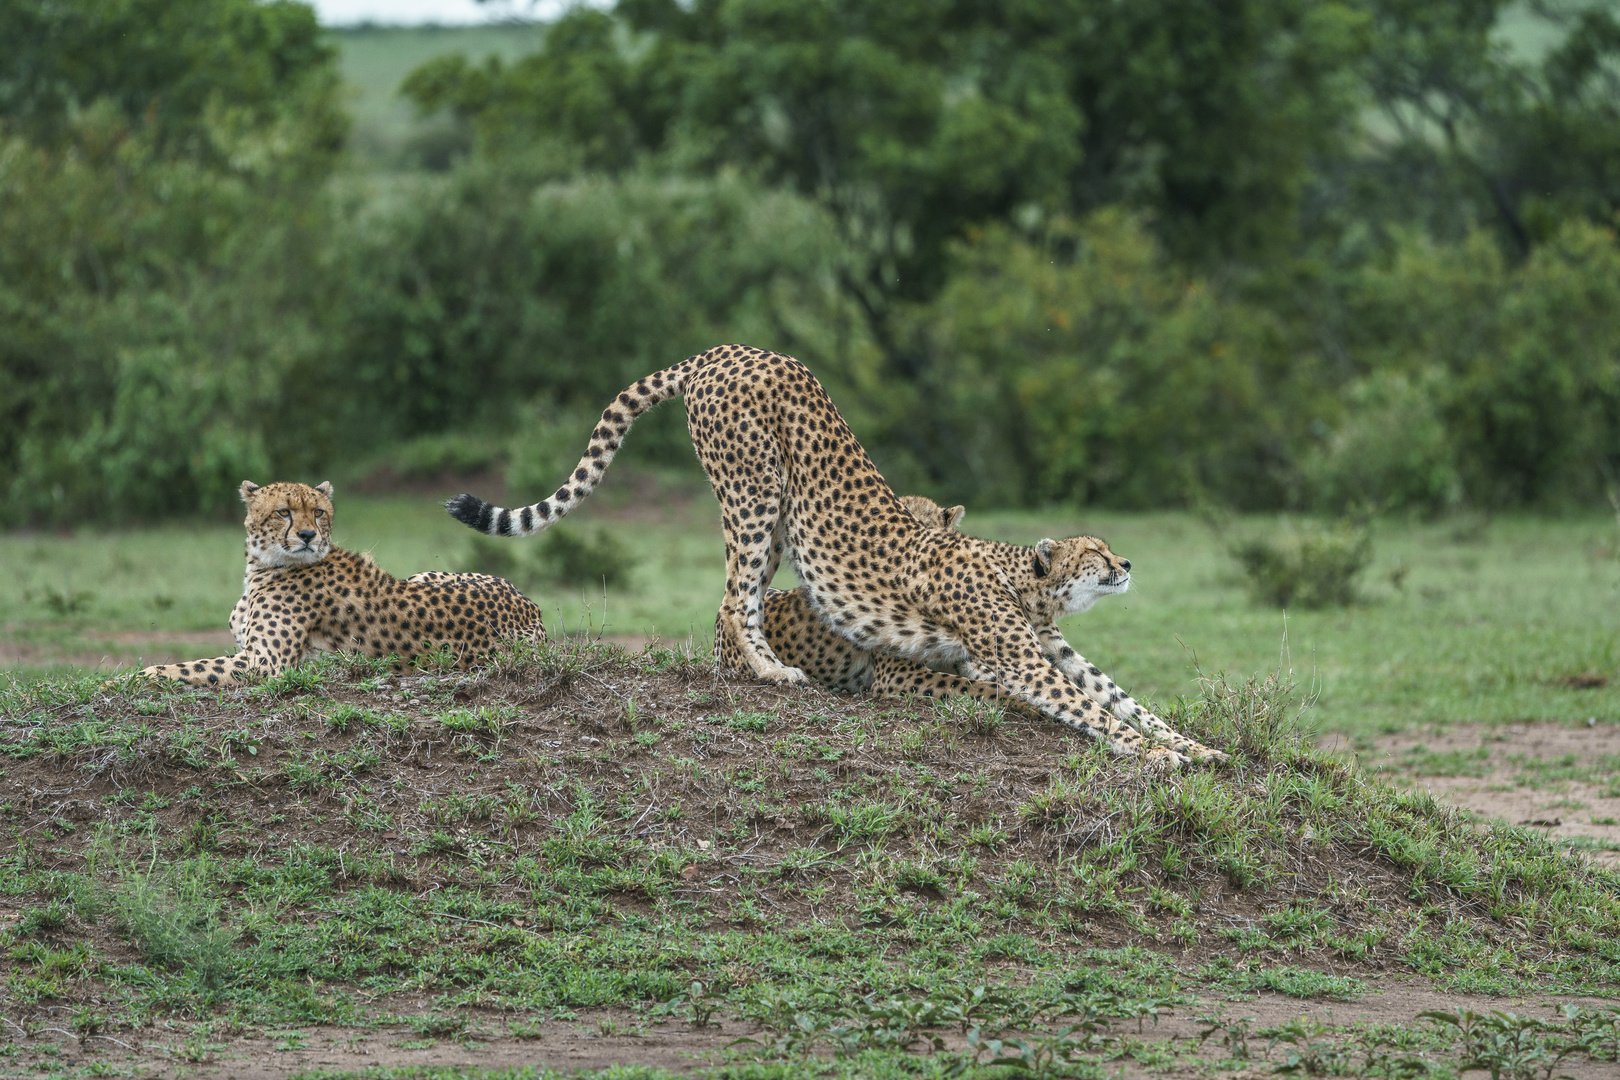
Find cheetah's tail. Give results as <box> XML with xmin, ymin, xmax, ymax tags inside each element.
<box><xmin>445</xmin><ymin>354</ymin><xmax>706</xmax><ymax>538</ymax></box>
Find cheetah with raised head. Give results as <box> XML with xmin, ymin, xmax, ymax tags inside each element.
<box><xmin>138</xmin><ymin>481</ymin><xmax>544</xmax><ymax>688</ymax></box>
<box><xmin>739</xmin><ymin>496</ymin><xmax>1209</xmax><ymax>758</ymax></box>
<box><xmin>447</xmin><ymin>346</ymin><xmax>1223</xmax><ymax>767</ymax></box>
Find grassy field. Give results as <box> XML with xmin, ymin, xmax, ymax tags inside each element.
<box><xmin>4</xmin><ymin>475</ymin><xmax>1616</xmax><ymax>743</ymax></box>
<box><xmin>2</xmin><ymin>477</ymin><xmax>1618</xmax><ymax>1075</ymax></box>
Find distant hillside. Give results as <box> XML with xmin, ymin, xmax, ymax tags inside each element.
<box><xmin>330</xmin><ymin>23</ymin><xmax>546</xmax><ymax>170</ymax></box>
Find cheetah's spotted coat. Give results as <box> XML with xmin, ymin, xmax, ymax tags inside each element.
<box><xmin>448</xmin><ymin>346</ymin><xmax>1223</xmax><ymax>767</ymax></box>
<box><xmin>140</xmin><ymin>481</ymin><xmax>543</xmax><ymax>687</ymax></box>
<box><xmin>741</xmin><ymin>497</ymin><xmax>1215</xmax><ymax>759</ymax></box>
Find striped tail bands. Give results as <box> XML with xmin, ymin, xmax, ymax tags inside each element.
<box><xmin>444</xmin><ymin>355</ymin><xmax>702</xmax><ymax>539</ymax></box>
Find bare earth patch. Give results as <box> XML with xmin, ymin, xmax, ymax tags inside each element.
<box><xmin>11</xmin><ymin>987</ymin><xmax>1620</xmax><ymax>1078</ymax></box>
<box><xmin>1364</xmin><ymin>721</ymin><xmax>1620</xmax><ymax>867</ymax></box>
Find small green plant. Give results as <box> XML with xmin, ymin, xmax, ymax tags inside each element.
<box><xmin>436</xmin><ymin>706</ymin><xmax>516</xmax><ymax>737</ymax></box>
<box><xmin>325</xmin><ymin>703</ymin><xmax>375</xmax><ymax>734</ymax></box>
<box><xmin>538</xmin><ymin>525</ymin><xmax>638</xmax><ymax>588</ymax></box>
<box><xmin>1198</xmin><ymin>1010</ymin><xmax>1257</xmax><ymax>1060</ymax></box>
<box><xmin>409</xmin><ymin>1013</ymin><xmax>468</xmax><ymax>1038</ymax></box>
<box><xmin>934</xmin><ymin>695</ymin><xmax>1006</xmax><ymax>736</ymax></box>
<box><xmin>40</xmin><ymin>586</ymin><xmax>94</xmax><ymax>616</ymax></box>
<box><xmin>821</xmin><ymin>797</ymin><xmax>902</xmax><ymax>845</ymax></box>
<box><xmin>1422</xmin><ymin>1008</ymin><xmax>1579</xmax><ymax>1080</ymax></box>
<box><xmin>1230</xmin><ymin>518</ymin><xmax>1372</xmax><ymax>608</ymax></box>
<box><xmin>726</xmin><ymin>709</ymin><xmax>772</xmax><ymax>733</ymax></box>
<box><xmin>113</xmin><ymin>857</ymin><xmax>239</xmax><ymax>991</ymax></box>
<box><xmin>672</xmin><ymin>980</ymin><xmax>720</xmax><ymax>1028</ymax></box>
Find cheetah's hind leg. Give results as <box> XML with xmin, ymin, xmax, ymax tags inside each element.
<box><xmin>868</xmin><ymin>654</ymin><xmax>1039</xmax><ymax>719</ymax></box>
<box><xmin>708</xmin><ymin>467</ymin><xmax>806</xmax><ymax>685</ymax></box>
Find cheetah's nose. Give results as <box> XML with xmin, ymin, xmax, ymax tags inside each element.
<box><xmin>298</xmin><ymin>529</ymin><xmax>317</xmax><ymax>543</ymax></box>
<box><xmin>1120</xmin><ymin>560</ymin><xmax>1131</xmax><ymax>571</ymax></box>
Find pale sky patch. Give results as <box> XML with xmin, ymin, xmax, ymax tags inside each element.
<box><xmin>310</xmin><ymin>0</ymin><xmax>577</xmax><ymax>26</ymax></box>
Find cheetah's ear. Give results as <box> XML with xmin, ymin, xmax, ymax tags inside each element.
<box><xmin>1033</xmin><ymin>538</ymin><xmax>1055</xmax><ymax>579</ymax></box>
<box><xmin>314</xmin><ymin>481</ymin><xmax>333</xmax><ymax>497</ymax></box>
<box><xmin>239</xmin><ymin>481</ymin><xmax>260</xmax><ymax>502</ymax></box>
<box><xmin>944</xmin><ymin>505</ymin><xmax>966</xmax><ymax>531</ymax></box>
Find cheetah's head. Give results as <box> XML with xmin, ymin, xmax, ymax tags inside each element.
<box><xmin>241</xmin><ymin>480</ymin><xmax>334</xmax><ymax>568</ymax></box>
<box><xmin>898</xmin><ymin>494</ymin><xmax>966</xmax><ymax>531</ymax></box>
<box><xmin>1028</xmin><ymin>535</ymin><xmax>1131</xmax><ymax>616</ymax></box>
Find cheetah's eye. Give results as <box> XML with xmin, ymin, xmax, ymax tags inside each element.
<box><xmin>278</xmin><ymin>509</ymin><xmax>291</xmax><ymax>519</ymax></box>
<box><xmin>314</xmin><ymin>509</ymin><xmax>324</xmax><ymax>517</ymax></box>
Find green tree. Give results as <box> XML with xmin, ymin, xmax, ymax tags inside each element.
<box><xmin>0</xmin><ymin>0</ymin><xmax>344</xmax><ymax>158</ymax></box>
<box><xmin>0</xmin><ymin>0</ymin><xmax>347</xmax><ymax>523</ymax></box>
<box><xmin>1342</xmin><ymin>0</ymin><xmax>1620</xmax><ymax>254</ymax></box>
<box><xmin>404</xmin><ymin>0</ymin><xmax>1369</xmax><ymax>379</ymax></box>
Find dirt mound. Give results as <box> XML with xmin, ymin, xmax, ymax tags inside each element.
<box><xmin>1</xmin><ymin>643</ymin><xmax>1617</xmax><ymax>1076</ymax></box>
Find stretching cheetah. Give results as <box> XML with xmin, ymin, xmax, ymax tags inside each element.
<box><xmin>137</xmin><ymin>481</ymin><xmax>543</xmax><ymax>687</ymax></box>
<box><xmin>448</xmin><ymin>346</ymin><xmax>1222</xmax><ymax>767</ymax></box>
<box><xmin>742</xmin><ymin>496</ymin><xmax>1206</xmax><ymax>756</ymax></box>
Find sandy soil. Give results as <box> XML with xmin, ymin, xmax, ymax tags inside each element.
<box><xmin>11</xmin><ymin>986</ymin><xmax>1618</xmax><ymax>1078</ymax></box>
<box><xmin>1359</xmin><ymin>721</ymin><xmax>1620</xmax><ymax>867</ymax></box>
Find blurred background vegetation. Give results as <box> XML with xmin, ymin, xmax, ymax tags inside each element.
<box><xmin>3</xmin><ymin>0</ymin><xmax>1620</xmax><ymax>525</ymax></box>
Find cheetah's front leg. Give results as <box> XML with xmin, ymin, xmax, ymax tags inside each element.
<box><xmin>953</xmin><ymin>596</ymin><xmax>1188</xmax><ymax>769</ymax></box>
<box><xmin>1034</xmin><ymin>625</ymin><xmax>1227</xmax><ymax>763</ymax></box>
<box><xmin>139</xmin><ymin>596</ymin><xmax>308</xmax><ymax>688</ymax></box>
<box><xmin>711</xmin><ymin>475</ymin><xmax>806</xmax><ymax>685</ymax></box>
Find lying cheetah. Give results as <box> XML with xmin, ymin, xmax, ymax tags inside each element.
<box><xmin>138</xmin><ymin>481</ymin><xmax>544</xmax><ymax>688</ymax></box>
<box><xmin>735</xmin><ymin>494</ymin><xmax>1011</xmax><ymax>701</ymax></box>
<box><xmin>448</xmin><ymin>345</ymin><xmax>1221</xmax><ymax>767</ymax></box>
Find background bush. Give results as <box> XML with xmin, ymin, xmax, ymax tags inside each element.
<box><xmin>461</xmin><ymin>526</ymin><xmax>638</xmax><ymax>590</ymax></box>
<box><xmin>3</xmin><ymin>0</ymin><xmax>1619</xmax><ymax>523</ymax></box>
<box><xmin>1231</xmin><ymin>520</ymin><xmax>1374</xmax><ymax>609</ymax></box>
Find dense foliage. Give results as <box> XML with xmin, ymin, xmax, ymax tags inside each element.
<box><xmin>0</xmin><ymin>0</ymin><xmax>344</xmax><ymax>520</ymax></box>
<box><xmin>2</xmin><ymin>0</ymin><xmax>1619</xmax><ymax>522</ymax></box>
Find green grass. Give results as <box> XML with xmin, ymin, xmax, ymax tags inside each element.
<box><xmin>2</xmin><ymin>647</ymin><xmax>1619</xmax><ymax>1077</ymax></box>
<box><xmin>5</xmin><ymin>482</ymin><xmax>1617</xmax><ymax>742</ymax></box>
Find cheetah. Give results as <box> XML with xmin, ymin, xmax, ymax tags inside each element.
<box><xmin>741</xmin><ymin>497</ymin><xmax>1212</xmax><ymax>759</ymax></box>
<box><xmin>734</xmin><ymin>494</ymin><xmax>993</xmax><ymax>697</ymax></box>
<box><xmin>138</xmin><ymin>480</ymin><xmax>544</xmax><ymax>688</ymax></box>
<box><xmin>447</xmin><ymin>345</ymin><xmax>1223</xmax><ymax>767</ymax></box>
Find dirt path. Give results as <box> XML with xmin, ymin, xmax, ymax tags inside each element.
<box><xmin>1361</xmin><ymin>720</ymin><xmax>1620</xmax><ymax>867</ymax></box>
<box><xmin>10</xmin><ymin>984</ymin><xmax>1616</xmax><ymax>1078</ymax></box>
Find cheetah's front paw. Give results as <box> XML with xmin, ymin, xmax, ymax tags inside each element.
<box><xmin>1142</xmin><ymin>746</ymin><xmax>1189</xmax><ymax>771</ymax></box>
<box><xmin>761</xmin><ymin>664</ymin><xmax>810</xmax><ymax>686</ymax></box>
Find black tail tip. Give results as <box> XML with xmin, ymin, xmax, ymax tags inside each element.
<box><xmin>445</xmin><ymin>493</ymin><xmax>490</xmax><ymax>529</ymax></box>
